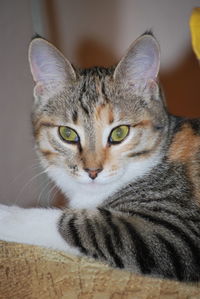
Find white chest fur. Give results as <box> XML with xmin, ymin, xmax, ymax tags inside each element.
<box><xmin>47</xmin><ymin>150</ymin><xmax>162</xmax><ymax>209</ymax></box>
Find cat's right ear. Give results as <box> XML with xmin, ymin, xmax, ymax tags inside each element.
<box><xmin>28</xmin><ymin>38</ymin><xmax>76</xmax><ymax>99</ymax></box>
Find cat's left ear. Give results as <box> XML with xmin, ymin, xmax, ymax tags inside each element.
<box><xmin>113</xmin><ymin>33</ymin><xmax>160</xmax><ymax>90</ymax></box>
<box><xmin>29</xmin><ymin>38</ymin><xmax>76</xmax><ymax>100</ymax></box>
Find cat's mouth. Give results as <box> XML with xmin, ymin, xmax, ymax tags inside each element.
<box><xmin>76</xmin><ymin>172</ymin><xmax>123</xmax><ymax>186</ymax></box>
<box><xmin>72</xmin><ymin>167</ymin><xmax>127</xmax><ymax>186</ymax></box>
<box><xmin>79</xmin><ymin>179</ymin><xmax>106</xmax><ymax>186</ymax></box>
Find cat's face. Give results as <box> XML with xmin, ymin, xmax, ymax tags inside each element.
<box><xmin>29</xmin><ymin>34</ymin><xmax>168</xmax><ymax>204</ymax></box>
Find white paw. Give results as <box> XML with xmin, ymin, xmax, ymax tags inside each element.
<box><xmin>0</xmin><ymin>204</ymin><xmax>78</xmax><ymax>254</ymax></box>
<box><xmin>0</xmin><ymin>205</ymin><xmax>29</xmax><ymax>243</ymax></box>
<box><xmin>0</xmin><ymin>204</ymin><xmax>21</xmax><ymax>217</ymax></box>
<box><xmin>0</xmin><ymin>205</ymin><xmax>25</xmax><ymax>232</ymax></box>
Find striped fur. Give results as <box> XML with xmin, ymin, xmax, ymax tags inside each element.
<box><xmin>30</xmin><ymin>34</ymin><xmax>200</xmax><ymax>281</ymax></box>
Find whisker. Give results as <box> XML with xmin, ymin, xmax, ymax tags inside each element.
<box><xmin>49</xmin><ymin>186</ymin><xmax>59</xmax><ymax>206</ymax></box>
<box><xmin>14</xmin><ymin>167</ymin><xmax>50</xmax><ymax>205</ymax></box>
<box><xmin>1</xmin><ymin>161</ymin><xmax>42</xmax><ymax>202</ymax></box>
<box><xmin>37</xmin><ymin>179</ymin><xmax>53</xmax><ymax>207</ymax></box>
<box><xmin>46</xmin><ymin>184</ymin><xmax>57</xmax><ymax>206</ymax></box>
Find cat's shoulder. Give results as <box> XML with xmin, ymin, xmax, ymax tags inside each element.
<box><xmin>168</xmin><ymin>117</ymin><xmax>200</xmax><ymax>163</ymax></box>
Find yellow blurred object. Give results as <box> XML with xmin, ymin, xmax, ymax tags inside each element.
<box><xmin>190</xmin><ymin>8</ymin><xmax>200</xmax><ymax>60</ymax></box>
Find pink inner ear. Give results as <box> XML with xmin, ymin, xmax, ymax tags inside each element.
<box><xmin>144</xmin><ymin>45</ymin><xmax>160</xmax><ymax>80</ymax></box>
<box><xmin>31</xmin><ymin>60</ymin><xmax>43</xmax><ymax>83</ymax></box>
<box><xmin>29</xmin><ymin>39</ymin><xmax>67</xmax><ymax>84</ymax></box>
<box><xmin>29</xmin><ymin>39</ymin><xmax>77</xmax><ymax>95</ymax></box>
<box><xmin>114</xmin><ymin>35</ymin><xmax>160</xmax><ymax>84</ymax></box>
<box><xmin>34</xmin><ymin>83</ymin><xmax>45</xmax><ymax>97</ymax></box>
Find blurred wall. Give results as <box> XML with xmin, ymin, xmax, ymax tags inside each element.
<box><xmin>0</xmin><ymin>0</ymin><xmax>199</xmax><ymax>206</ymax></box>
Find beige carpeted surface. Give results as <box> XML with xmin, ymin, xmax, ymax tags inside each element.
<box><xmin>0</xmin><ymin>241</ymin><xmax>200</xmax><ymax>298</ymax></box>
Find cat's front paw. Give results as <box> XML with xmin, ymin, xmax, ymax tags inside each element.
<box><xmin>0</xmin><ymin>204</ymin><xmax>27</xmax><ymax>242</ymax></box>
<box><xmin>0</xmin><ymin>204</ymin><xmax>22</xmax><ymax>218</ymax></box>
<box><xmin>0</xmin><ymin>204</ymin><xmax>79</xmax><ymax>254</ymax></box>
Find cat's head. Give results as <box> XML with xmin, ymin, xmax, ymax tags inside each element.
<box><xmin>29</xmin><ymin>33</ymin><xmax>169</xmax><ymax>204</ymax></box>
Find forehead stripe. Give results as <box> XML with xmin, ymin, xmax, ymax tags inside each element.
<box><xmin>78</xmin><ymin>81</ymin><xmax>90</xmax><ymax>115</ymax></box>
<box><xmin>72</xmin><ymin>110</ymin><xmax>78</xmax><ymax>123</ymax></box>
<box><xmin>101</xmin><ymin>80</ymin><xmax>109</xmax><ymax>104</ymax></box>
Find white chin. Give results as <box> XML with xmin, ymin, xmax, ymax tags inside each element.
<box><xmin>75</xmin><ymin>173</ymin><xmax>124</xmax><ymax>186</ymax></box>
<box><xmin>47</xmin><ymin>166</ymin><xmax>128</xmax><ymax>208</ymax></box>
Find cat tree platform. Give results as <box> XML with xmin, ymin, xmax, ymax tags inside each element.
<box><xmin>0</xmin><ymin>241</ymin><xmax>200</xmax><ymax>299</ymax></box>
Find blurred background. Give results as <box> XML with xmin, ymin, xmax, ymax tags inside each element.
<box><xmin>0</xmin><ymin>0</ymin><xmax>199</xmax><ymax>207</ymax></box>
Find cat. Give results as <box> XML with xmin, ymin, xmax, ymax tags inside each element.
<box><xmin>0</xmin><ymin>32</ymin><xmax>200</xmax><ymax>282</ymax></box>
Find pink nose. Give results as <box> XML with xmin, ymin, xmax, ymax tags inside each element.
<box><xmin>84</xmin><ymin>168</ymin><xmax>103</xmax><ymax>180</ymax></box>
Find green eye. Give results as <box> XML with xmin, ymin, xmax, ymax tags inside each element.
<box><xmin>59</xmin><ymin>126</ymin><xmax>79</xmax><ymax>143</ymax></box>
<box><xmin>109</xmin><ymin>125</ymin><xmax>129</xmax><ymax>144</ymax></box>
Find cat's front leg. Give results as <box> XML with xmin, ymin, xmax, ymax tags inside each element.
<box><xmin>0</xmin><ymin>204</ymin><xmax>80</xmax><ymax>255</ymax></box>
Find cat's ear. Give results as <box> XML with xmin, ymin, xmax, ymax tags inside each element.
<box><xmin>29</xmin><ymin>38</ymin><xmax>76</xmax><ymax>99</ymax></box>
<box><xmin>113</xmin><ymin>34</ymin><xmax>160</xmax><ymax>87</ymax></box>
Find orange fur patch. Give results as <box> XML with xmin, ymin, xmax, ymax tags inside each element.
<box><xmin>168</xmin><ymin>124</ymin><xmax>200</xmax><ymax>162</ymax></box>
<box><xmin>95</xmin><ymin>103</ymin><xmax>114</xmax><ymax>124</ymax></box>
<box><xmin>168</xmin><ymin>124</ymin><xmax>200</xmax><ymax>205</ymax></box>
<box><xmin>81</xmin><ymin>149</ymin><xmax>106</xmax><ymax>170</ymax></box>
<box><xmin>93</xmin><ymin>103</ymin><xmax>114</xmax><ymax>170</ymax></box>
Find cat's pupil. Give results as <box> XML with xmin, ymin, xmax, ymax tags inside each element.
<box><xmin>116</xmin><ymin>128</ymin><xmax>123</xmax><ymax>138</ymax></box>
<box><xmin>65</xmin><ymin>128</ymin><xmax>72</xmax><ymax>138</ymax></box>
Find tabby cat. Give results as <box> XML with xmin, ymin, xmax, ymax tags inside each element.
<box><xmin>0</xmin><ymin>32</ymin><xmax>200</xmax><ymax>282</ymax></box>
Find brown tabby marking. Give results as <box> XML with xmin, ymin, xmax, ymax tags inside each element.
<box><xmin>40</xmin><ymin>149</ymin><xmax>58</xmax><ymax>159</ymax></box>
<box><xmin>33</xmin><ymin>120</ymin><xmax>56</xmax><ymax>139</ymax></box>
<box><xmin>133</xmin><ymin>120</ymin><xmax>153</xmax><ymax>128</ymax></box>
<box><xmin>188</xmin><ymin>162</ymin><xmax>200</xmax><ymax>205</ymax></box>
